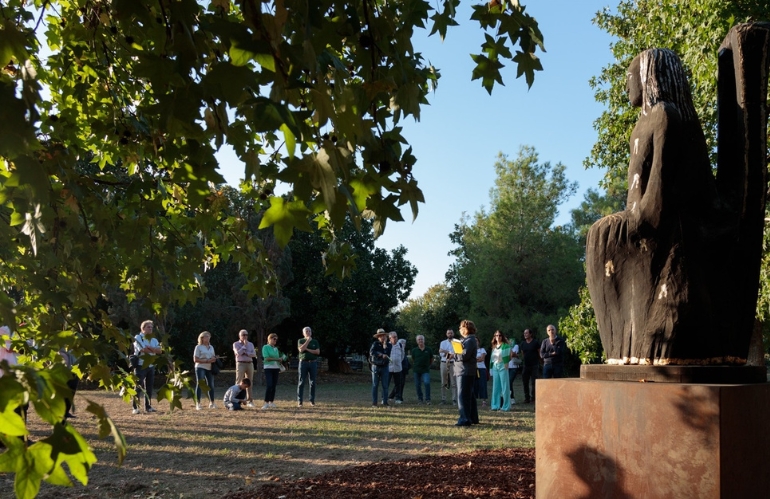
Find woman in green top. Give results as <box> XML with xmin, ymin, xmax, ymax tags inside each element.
<box><xmin>490</xmin><ymin>330</ymin><xmax>512</xmax><ymax>411</ymax></box>
<box><xmin>262</xmin><ymin>333</ymin><xmax>286</xmax><ymax>409</ymax></box>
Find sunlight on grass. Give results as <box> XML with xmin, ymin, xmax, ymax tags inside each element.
<box><xmin>16</xmin><ymin>372</ymin><xmax>536</xmax><ymax>499</ymax></box>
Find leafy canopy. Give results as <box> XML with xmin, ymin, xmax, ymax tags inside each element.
<box><xmin>0</xmin><ymin>1</ymin><xmax>545</xmax><ymax>496</ymax></box>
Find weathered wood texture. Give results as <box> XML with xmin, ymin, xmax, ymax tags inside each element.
<box><xmin>586</xmin><ymin>24</ymin><xmax>770</xmax><ymax>365</ymax></box>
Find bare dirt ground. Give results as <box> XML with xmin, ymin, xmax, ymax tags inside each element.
<box><xmin>227</xmin><ymin>448</ymin><xmax>535</xmax><ymax>499</ymax></box>
<box><xmin>1</xmin><ymin>370</ymin><xmax>536</xmax><ymax>499</ymax></box>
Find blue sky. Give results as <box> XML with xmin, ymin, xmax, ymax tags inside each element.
<box><xmin>219</xmin><ymin>0</ymin><xmax>617</xmax><ymax>301</ymax></box>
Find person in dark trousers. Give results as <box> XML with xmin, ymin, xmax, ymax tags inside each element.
<box><xmin>520</xmin><ymin>328</ymin><xmax>540</xmax><ymax>403</ymax></box>
<box><xmin>540</xmin><ymin>325</ymin><xmax>565</xmax><ymax>379</ymax></box>
<box><xmin>370</xmin><ymin>329</ymin><xmax>391</xmax><ymax>406</ymax></box>
<box><xmin>453</xmin><ymin>319</ymin><xmax>479</xmax><ymax>426</ymax></box>
<box><xmin>387</xmin><ymin>332</ymin><xmax>405</xmax><ymax>404</ymax></box>
<box><xmin>132</xmin><ymin>320</ymin><xmax>162</xmax><ymax>414</ymax></box>
<box><xmin>297</xmin><ymin>326</ymin><xmax>320</xmax><ymax>407</ymax></box>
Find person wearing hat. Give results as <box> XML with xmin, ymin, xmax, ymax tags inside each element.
<box><xmin>233</xmin><ymin>329</ymin><xmax>257</xmax><ymax>407</ymax></box>
<box><xmin>369</xmin><ymin>329</ymin><xmax>391</xmax><ymax>407</ymax></box>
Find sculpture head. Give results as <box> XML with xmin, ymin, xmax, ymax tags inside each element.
<box><xmin>627</xmin><ymin>49</ymin><xmax>697</xmax><ymax>122</ymax></box>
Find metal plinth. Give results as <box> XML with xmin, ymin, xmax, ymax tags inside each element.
<box><xmin>536</xmin><ymin>379</ymin><xmax>770</xmax><ymax>498</ymax></box>
<box><xmin>580</xmin><ymin>364</ymin><xmax>766</xmax><ymax>383</ymax></box>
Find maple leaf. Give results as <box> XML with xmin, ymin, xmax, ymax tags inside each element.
<box><xmin>513</xmin><ymin>50</ymin><xmax>543</xmax><ymax>88</ymax></box>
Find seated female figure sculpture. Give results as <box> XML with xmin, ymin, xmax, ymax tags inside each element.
<box><xmin>586</xmin><ymin>49</ymin><xmax>726</xmax><ymax>365</ymax></box>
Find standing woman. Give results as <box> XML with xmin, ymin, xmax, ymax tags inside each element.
<box><xmin>475</xmin><ymin>341</ymin><xmax>488</xmax><ymax>407</ymax></box>
<box><xmin>490</xmin><ymin>330</ymin><xmax>512</xmax><ymax>412</ymax></box>
<box><xmin>193</xmin><ymin>331</ymin><xmax>217</xmax><ymax>410</ymax></box>
<box><xmin>453</xmin><ymin>319</ymin><xmax>479</xmax><ymax>426</ymax></box>
<box><xmin>387</xmin><ymin>332</ymin><xmax>404</xmax><ymax>404</ymax></box>
<box><xmin>262</xmin><ymin>333</ymin><xmax>285</xmax><ymax>409</ymax></box>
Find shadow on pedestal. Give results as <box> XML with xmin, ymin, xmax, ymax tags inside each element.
<box><xmin>535</xmin><ymin>374</ymin><xmax>770</xmax><ymax>498</ymax></box>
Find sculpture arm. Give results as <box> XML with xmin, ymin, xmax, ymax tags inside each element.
<box><xmin>629</xmin><ymin>104</ymin><xmax>682</xmax><ymax>234</ymax></box>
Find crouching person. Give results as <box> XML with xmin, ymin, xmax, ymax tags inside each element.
<box><xmin>223</xmin><ymin>378</ymin><xmax>251</xmax><ymax>411</ymax></box>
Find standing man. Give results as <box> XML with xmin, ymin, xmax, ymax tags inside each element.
<box><xmin>520</xmin><ymin>328</ymin><xmax>540</xmax><ymax>404</ymax></box>
<box><xmin>132</xmin><ymin>320</ymin><xmax>162</xmax><ymax>414</ymax></box>
<box><xmin>297</xmin><ymin>326</ymin><xmax>320</xmax><ymax>407</ymax></box>
<box><xmin>411</xmin><ymin>335</ymin><xmax>433</xmax><ymax>405</ymax></box>
<box><xmin>370</xmin><ymin>329</ymin><xmax>391</xmax><ymax>407</ymax></box>
<box><xmin>438</xmin><ymin>329</ymin><xmax>457</xmax><ymax>405</ymax></box>
<box><xmin>540</xmin><ymin>324</ymin><xmax>565</xmax><ymax>379</ymax></box>
<box><xmin>233</xmin><ymin>329</ymin><xmax>257</xmax><ymax>408</ymax></box>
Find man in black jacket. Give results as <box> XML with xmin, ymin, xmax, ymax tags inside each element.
<box><xmin>520</xmin><ymin>328</ymin><xmax>540</xmax><ymax>403</ymax></box>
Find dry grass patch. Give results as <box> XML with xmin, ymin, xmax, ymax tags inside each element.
<box><xmin>0</xmin><ymin>370</ymin><xmax>535</xmax><ymax>498</ymax></box>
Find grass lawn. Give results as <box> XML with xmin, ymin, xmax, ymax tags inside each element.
<box><xmin>1</xmin><ymin>369</ymin><xmax>535</xmax><ymax>499</ymax></box>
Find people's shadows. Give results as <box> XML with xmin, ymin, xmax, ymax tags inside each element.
<box><xmin>566</xmin><ymin>445</ymin><xmax>632</xmax><ymax>499</ymax></box>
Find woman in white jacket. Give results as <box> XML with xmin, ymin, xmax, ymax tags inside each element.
<box><xmin>387</xmin><ymin>333</ymin><xmax>405</xmax><ymax>404</ymax></box>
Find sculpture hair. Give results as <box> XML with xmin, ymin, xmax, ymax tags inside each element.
<box><xmin>638</xmin><ymin>49</ymin><xmax>697</xmax><ymax>122</ymax></box>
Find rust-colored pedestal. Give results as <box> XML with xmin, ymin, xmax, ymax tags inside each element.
<box><xmin>535</xmin><ymin>379</ymin><xmax>770</xmax><ymax>498</ymax></box>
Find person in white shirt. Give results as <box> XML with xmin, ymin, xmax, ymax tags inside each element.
<box><xmin>508</xmin><ymin>339</ymin><xmax>521</xmax><ymax>404</ymax></box>
<box><xmin>387</xmin><ymin>332</ymin><xmax>405</xmax><ymax>404</ymax></box>
<box><xmin>438</xmin><ymin>329</ymin><xmax>457</xmax><ymax>405</ymax></box>
<box><xmin>132</xmin><ymin>320</ymin><xmax>162</xmax><ymax>414</ymax></box>
<box><xmin>475</xmin><ymin>343</ymin><xmax>488</xmax><ymax>407</ymax></box>
<box><xmin>193</xmin><ymin>331</ymin><xmax>218</xmax><ymax>410</ymax></box>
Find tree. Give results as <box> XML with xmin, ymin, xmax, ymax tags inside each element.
<box><xmin>450</xmin><ymin>146</ymin><xmax>583</xmax><ymax>344</ymax></box>
<box><xmin>0</xmin><ymin>0</ymin><xmax>545</xmax><ymax>495</ymax></box>
<box><xmin>277</xmin><ymin>218</ymin><xmax>417</xmax><ymax>368</ymax></box>
<box><xmin>587</xmin><ymin>0</ymin><xmax>768</xmax><ymax>186</ymax></box>
<box><xmin>397</xmin><ymin>282</ymin><xmax>467</xmax><ymax>348</ymax></box>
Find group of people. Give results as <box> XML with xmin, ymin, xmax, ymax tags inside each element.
<box><xmin>483</xmin><ymin>324</ymin><xmax>566</xmax><ymax>410</ymax></box>
<box><xmin>128</xmin><ymin>318</ymin><xmax>565</xmax><ymax>417</ymax></box>
<box><xmin>131</xmin><ymin>322</ymin><xmax>318</xmax><ymax>413</ymax></box>
<box><xmin>367</xmin><ymin>322</ymin><xmax>567</xmax><ymax>425</ymax></box>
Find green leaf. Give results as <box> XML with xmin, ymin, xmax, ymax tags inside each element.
<box><xmin>312</xmin><ymin>148</ymin><xmax>337</xmax><ymax>210</ymax></box>
<box><xmin>85</xmin><ymin>399</ymin><xmax>127</xmax><ymax>464</ymax></box>
<box><xmin>229</xmin><ymin>43</ymin><xmax>256</xmax><ymax>67</ymax></box>
<box><xmin>258</xmin><ymin>197</ymin><xmax>313</xmax><ymax>247</ymax></box>
<box><xmin>0</xmin><ymin>402</ymin><xmax>28</xmax><ymax>437</ymax></box>
<box><xmin>41</xmin><ymin>423</ymin><xmax>97</xmax><ymax>486</ymax></box>
<box><xmin>0</xmin><ymin>83</ymin><xmax>39</xmax><ymax>159</ymax></box>
<box><xmin>0</xmin><ymin>436</ymin><xmax>25</xmax><ymax>472</ymax></box>
<box><xmin>0</xmin><ymin>21</ymin><xmax>29</xmax><ymax>68</ymax></box>
<box><xmin>201</xmin><ymin>63</ymin><xmax>258</xmax><ymax>106</ymax></box>
<box><xmin>429</xmin><ymin>1</ymin><xmax>460</xmax><ymax>41</ymax></box>
<box><xmin>309</xmin><ymin>87</ymin><xmax>334</xmax><ymax>127</ymax></box>
<box><xmin>254</xmin><ymin>53</ymin><xmax>276</xmax><ymax>73</ymax></box>
<box><xmin>512</xmin><ymin>50</ymin><xmax>543</xmax><ymax>88</ymax></box>
<box><xmin>347</xmin><ymin>178</ymin><xmax>377</xmax><ymax>213</ymax></box>
<box><xmin>280</xmin><ymin>123</ymin><xmax>296</xmax><ymax>158</ymax></box>
<box><xmin>14</xmin><ymin>449</ymin><xmax>43</xmax><ymax>499</ymax></box>
<box><xmin>470</xmin><ymin>53</ymin><xmax>505</xmax><ymax>94</ymax></box>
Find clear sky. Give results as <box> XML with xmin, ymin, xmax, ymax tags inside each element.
<box><xmin>218</xmin><ymin>0</ymin><xmax>618</xmax><ymax>302</ymax></box>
